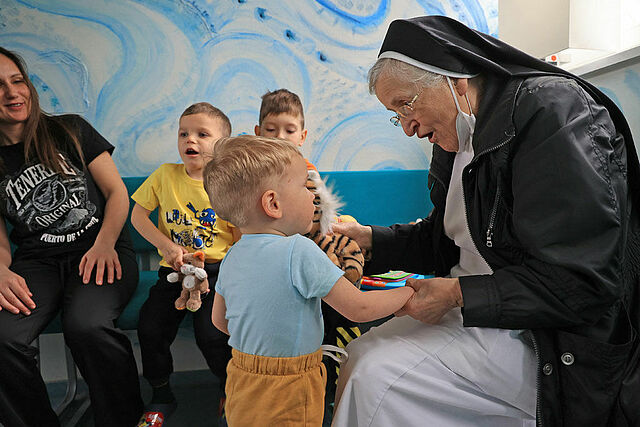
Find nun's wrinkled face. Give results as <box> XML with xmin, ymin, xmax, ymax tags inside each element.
<box><xmin>375</xmin><ymin>73</ymin><xmax>460</xmax><ymax>152</ymax></box>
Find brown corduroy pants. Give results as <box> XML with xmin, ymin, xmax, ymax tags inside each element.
<box><xmin>225</xmin><ymin>348</ymin><xmax>326</xmax><ymax>426</ymax></box>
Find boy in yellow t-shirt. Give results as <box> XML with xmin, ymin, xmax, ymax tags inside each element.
<box><xmin>131</xmin><ymin>103</ymin><xmax>239</xmax><ymax>424</ymax></box>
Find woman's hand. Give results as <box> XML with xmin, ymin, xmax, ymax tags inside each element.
<box><xmin>79</xmin><ymin>241</ymin><xmax>122</xmax><ymax>285</ymax></box>
<box><xmin>0</xmin><ymin>265</ymin><xmax>35</xmax><ymax>314</ymax></box>
<box><xmin>395</xmin><ymin>277</ymin><xmax>463</xmax><ymax>324</ymax></box>
<box><xmin>330</xmin><ymin>220</ymin><xmax>373</xmax><ymax>254</ymax></box>
<box><xmin>83</xmin><ymin>151</ymin><xmax>128</xmax><ymax>285</ymax></box>
<box><xmin>161</xmin><ymin>243</ymin><xmax>189</xmax><ymax>271</ymax></box>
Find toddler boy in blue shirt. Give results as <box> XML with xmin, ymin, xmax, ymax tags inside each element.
<box><xmin>203</xmin><ymin>135</ymin><xmax>414</xmax><ymax>426</ymax></box>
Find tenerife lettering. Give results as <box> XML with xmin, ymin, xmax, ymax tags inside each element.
<box><xmin>0</xmin><ymin>158</ymin><xmax>98</xmax><ymax>237</ymax></box>
<box><xmin>5</xmin><ymin>164</ymin><xmax>57</xmax><ymax>211</ymax></box>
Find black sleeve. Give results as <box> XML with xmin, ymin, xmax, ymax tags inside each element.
<box><xmin>460</xmin><ymin>77</ymin><xmax>627</xmax><ymax>330</ymax></box>
<box><xmin>67</xmin><ymin>115</ymin><xmax>114</xmax><ymax>164</ymax></box>
<box><xmin>366</xmin><ymin>211</ymin><xmax>438</xmax><ymax>275</ymax></box>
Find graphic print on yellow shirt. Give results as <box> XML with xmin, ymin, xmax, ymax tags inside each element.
<box><xmin>131</xmin><ymin>163</ymin><xmax>234</xmax><ymax>267</ymax></box>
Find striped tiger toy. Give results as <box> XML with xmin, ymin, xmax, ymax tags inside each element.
<box><xmin>305</xmin><ymin>169</ymin><xmax>364</xmax><ymax>398</ymax></box>
<box><xmin>304</xmin><ymin>170</ymin><xmax>364</xmax><ymax>286</ymax></box>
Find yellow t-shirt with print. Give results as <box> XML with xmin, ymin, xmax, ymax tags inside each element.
<box><xmin>131</xmin><ymin>163</ymin><xmax>234</xmax><ymax>267</ymax></box>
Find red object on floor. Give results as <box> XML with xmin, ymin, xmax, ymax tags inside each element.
<box><xmin>137</xmin><ymin>411</ymin><xmax>165</xmax><ymax>427</ymax></box>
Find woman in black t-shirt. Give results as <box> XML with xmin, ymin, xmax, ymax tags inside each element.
<box><xmin>0</xmin><ymin>47</ymin><xmax>143</xmax><ymax>426</ymax></box>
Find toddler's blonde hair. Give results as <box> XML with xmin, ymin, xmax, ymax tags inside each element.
<box><xmin>203</xmin><ymin>135</ymin><xmax>303</xmax><ymax>227</ymax></box>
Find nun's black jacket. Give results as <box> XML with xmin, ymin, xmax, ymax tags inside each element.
<box><xmin>365</xmin><ymin>72</ymin><xmax>640</xmax><ymax>426</ymax></box>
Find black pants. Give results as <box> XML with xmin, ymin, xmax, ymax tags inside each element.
<box><xmin>137</xmin><ymin>263</ymin><xmax>231</xmax><ymax>392</ymax></box>
<box><xmin>0</xmin><ymin>250</ymin><xmax>142</xmax><ymax>427</ymax></box>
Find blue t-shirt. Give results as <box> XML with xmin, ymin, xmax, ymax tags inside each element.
<box><xmin>215</xmin><ymin>233</ymin><xmax>344</xmax><ymax>357</ymax></box>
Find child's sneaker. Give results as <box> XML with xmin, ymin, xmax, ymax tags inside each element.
<box><xmin>137</xmin><ymin>411</ymin><xmax>164</xmax><ymax>427</ymax></box>
<box><xmin>136</xmin><ymin>402</ymin><xmax>177</xmax><ymax>427</ymax></box>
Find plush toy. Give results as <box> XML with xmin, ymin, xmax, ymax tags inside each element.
<box><xmin>168</xmin><ymin>251</ymin><xmax>209</xmax><ymax>312</ymax></box>
<box><xmin>305</xmin><ymin>170</ymin><xmax>364</xmax><ymax>395</ymax></box>
<box><xmin>305</xmin><ymin>169</ymin><xmax>364</xmax><ymax>287</ymax></box>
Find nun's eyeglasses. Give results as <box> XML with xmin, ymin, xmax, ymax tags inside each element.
<box><xmin>390</xmin><ymin>91</ymin><xmax>421</xmax><ymax>126</ymax></box>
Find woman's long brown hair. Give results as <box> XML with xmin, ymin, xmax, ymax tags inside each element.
<box><xmin>0</xmin><ymin>47</ymin><xmax>84</xmax><ymax>174</ymax></box>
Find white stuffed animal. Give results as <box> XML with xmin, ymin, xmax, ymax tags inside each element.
<box><xmin>167</xmin><ymin>251</ymin><xmax>209</xmax><ymax>312</ymax></box>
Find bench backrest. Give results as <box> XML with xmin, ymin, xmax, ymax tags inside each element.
<box><xmin>320</xmin><ymin>170</ymin><xmax>432</xmax><ymax>226</ymax></box>
<box><xmin>123</xmin><ymin>177</ymin><xmax>158</xmax><ymax>270</ymax></box>
<box><xmin>123</xmin><ymin>169</ymin><xmax>433</xmax><ymax>234</ymax></box>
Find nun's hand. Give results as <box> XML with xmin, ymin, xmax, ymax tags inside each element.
<box><xmin>329</xmin><ymin>220</ymin><xmax>373</xmax><ymax>255</ymax></box>
<box><xmin>395</xmin><ymin>277</ymin><xmax>463</xmax><ymax>324</ymax></box>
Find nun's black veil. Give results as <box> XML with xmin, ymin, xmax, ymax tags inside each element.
<box><xmin>378</xmin><ymin>16</ymin><xmax>639</xmax><ymax>199</ymax></box>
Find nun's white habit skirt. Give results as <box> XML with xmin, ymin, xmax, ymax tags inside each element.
<box><xmin>332</xmin><ymin>310</ymin><xmax>537</xmax><ymax>427</ymax></box>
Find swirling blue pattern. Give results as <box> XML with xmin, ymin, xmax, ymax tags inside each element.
<box><xmin>1</xmin><ymin>0</ymin><xmax>499</xmax><ymax>175</ymax></box>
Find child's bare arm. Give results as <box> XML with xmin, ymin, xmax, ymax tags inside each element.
<box><xmin>323</xmin><ymin>276</ymin><xmax>414</xmax><ymax>323</ymax></box>
<box><xmin>131</xmin><ymin>203</ymin><xmax>188</xmax><ymax>270</ymax></box>
<box><xmin>212</xmin><ymin>292</ymin><xmax>229</xmax><ymax>335</ymax></box>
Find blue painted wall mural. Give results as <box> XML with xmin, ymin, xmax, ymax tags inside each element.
<box><xmin>0</xmin><ymin>0</ymin><xmax>498</xmax><ymax>176</ymax></box>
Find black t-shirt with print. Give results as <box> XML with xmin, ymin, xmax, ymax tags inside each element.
<box><xmin>0</xmin><ymin>114</ymin><xmax>132</xmax><ymax>259</ymax></box>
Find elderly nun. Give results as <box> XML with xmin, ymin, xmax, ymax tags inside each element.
<box><xmin>331</xmin><ymin>15</ymin><xmax>640</xmax><ymax>427</ymax></box>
